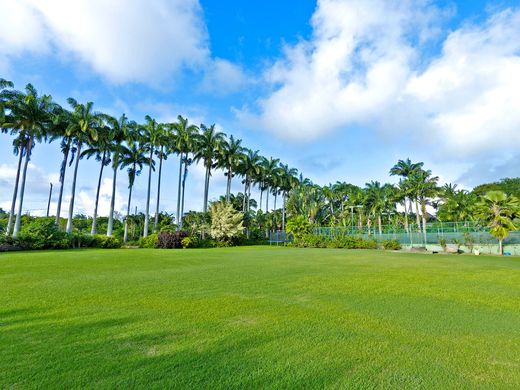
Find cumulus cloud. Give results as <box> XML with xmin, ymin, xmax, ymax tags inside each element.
<box><xmin>0</xmin><ymin>0</ymin><xmax>237</xmax><ymax>87</ymax></box>
<box><xmin>200</xmin><ymin>58</ymin><xmax>249</xmax><ymax>95</ymax></box>
<box><xmin>238</xmin><ymin>0</ymin><xmax>520</xmax><ymax>162</ymax></box>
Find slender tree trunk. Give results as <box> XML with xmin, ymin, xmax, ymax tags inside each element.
<box><xmin>56</xmin><ymin>138</ymin><xmax>71</xmax><ymax>228</ymax></box>
<box><xmin>259</xmin><ymin>189</ymin><xmax>264</xmax><ymax>212</ymax></box>
<box><xmin>154</xmin><ymin>148</ymin><xmax>163</xmax><ymax>233</ymax></box>
<box><xmin>226</xmin><ymin>169</ymin><xmax>232</xmax><ymax>202</ymax></box>
<box><xmin>176</xmin><ymin>154</ymin><xmax>183</xmax><ymax>230</ymax></box>
<box><xmin>282</xmin><ymin>192</ymin><xmax>286</xmax><ymax>230</ymax></box>
<box><xmin>421</xmin><ymin>200</ymin><xmax>427</xmax><ymax>245</ymax></box>
<box><xmin>499</xmin><ymin>239</ymin><xmax>503</xmax><ymax>255</ymax></box>
<box><xmin>247</xmin><ymin>180</ymin><xmax>251</xmax><ymax>212</ymax></box>
<box><xmin>180</xmin><ymin>153</ymin><xmax>189</xmax><ymax>230</ymax></box>
<box><xmin>378</xmin><ymin>214</ymin><xmax>382</xmax><ymax>236</ymax></box>
<box><xmin>274</xmin><ymin>192</ymin><xmax>277</xmax><ymax>211</ymax></box>
<box><xmin>243</xmin><ymin>179</ymin><xmax>247</xmax><ymax>212</ymax></box>
<box><xmin>107</xmin><ymin>158</ymin><xmax>118</xmax><ymax>236</ymax></box>
<box><xmin>46</xmin><ymin>183</ymin><xmax>53</xmax><ymax>217</ymax></box>
<box><xmin>124</xmin><ymin>181</ymin><xmax>133</xmax><ymax>242</ymax></box>
<box><xmin>91</xmin><ymin>151</ymin><xmax>106</xmax><ymax>235</ymax></box>
<box><xmin>13</xmin><ymin>138</ymin><xmax>33</xmax><ymax>238</ymax></box>
<box><xmin>266</xmin><ymin>188</ymin><xmax>269</xmax><ymax>212</ymax></box>
<box><xmin>203</xmin><ymin>164</ymin><xmax>210</xmax><ymax>212</ymax></box>
<box><xmin>66</xmin><ymin>142</ymin><xmax>82</xmax><ymax>234</ymax></box>
<box><xmin>143</xmin><ymin>148</ymin><xmax>153</xmax><ymax>238</ymax></box>
<box><xmin>403</xmin><ymin>199</ymin><xmax>409</xmax><ymax>233</ymax></box>
<box><xmin>6</xmin><ymin>145</ymin><xmax>24</xmax><ymax>236</ymax></box>
<box><xmin>414</xmin><ymin>199</ymin><xmax>421</xmax><ymax>230</ymax></box>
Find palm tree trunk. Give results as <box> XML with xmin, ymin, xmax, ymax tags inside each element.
<box><xmin>143</xmin><ymin>148</ymin><xmax>153</xmax><ymax>238</ymax></box>
<box><xmin>378</xmin><ymin>214</ymin><xmax>382</xmax><ymax>236</ymax></box>
<box><xmin>180</xmin><ymin>153</ymin><xmax>189</xmax><ymax>230</ymax></box>
<box><xmin>66</xmin><ymin>142</ymin><xmax>82</xmax><ymax>234</ymax></box>
<box><xmin>243</xmin><ymin>179</ymin><xmax>247</xmax><ymax>212</ymax></box>
<box><xmin>91</xmin><ymin>151</ymin><xmax>106</xmax><ymax>235</ymax></box>
<box><xmin>499</xmin><ymin>239</ymin><xmax>503</xmax><ymax>255</ymax></box>
<box><xmin>13</xmin><ymin>137</ymin><xmax>33</xmax><ymax>238</ymax></box>
<box><xmin>226</xmin><ymin>169</ymin><xmax>232</xmax><ymax>202</ymax></box>
<box><xmin>282</xmin><ymin>192</ymin><xmax>286</xmax><ymax>230</ymax></box>
<box><xmin>274</xmin><ymin>192</ymin><xmax>277</xmax><ymax>210</ymax></box>
<box><xmin>176</xmin><ymin>154</ymin><xmax>183</xmax><ymax>230</ymax></box>
<box><xmin>421</xmin><ymin>200</ymin><xmax>427</xmax><ymax>245</ymax></box>
<box><xmin>107</xmin><ymin>159</ymin><xmax>118</xmax><ymax>236</ymax></box>
<box><xmin>266</xmin><ymin>188</ymin><xmax>269</xmax><ymax>212</ymax></box>
<box><xmin>6</xmin><ymin>145</ymin><xmax>24</xmax><ymax>236</ymax></box>
<box><xmin>259</xmin><ymin>189</ymin><xmax>264</xmax><ymax>212</ymax></box>
<box><xmin>403</xmin><ymin>199</ymin><xmax>409</xmax><ymax>233</ymax></box>
<box><xmin>247</xmin><ymin>180</ymin><xmax>251</xmax><ymax>212</ymax></box>
<box><xmin>203</xmin><ymin>164</ymin><xmax>210</xmax><ymax>212</ymax></box>
<box><xmin>56</xmin><ymin>138</ymin><xmax>71</xmax><ymax>228</ymax></box>
<box><xmin>154</xmin><ymin>149</ymin><xmax>164</xmax><ymax>232</ymax></box>
<box><xmin>124</xmin><ymin>180</ymin><xmax>133</xmax><ymax>242</ymax></box>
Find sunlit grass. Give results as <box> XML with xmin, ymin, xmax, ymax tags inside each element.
<box><xmin>1</xmin><ymin>247</ymin><xmax>520</xmax><ymax>388</ymax></box>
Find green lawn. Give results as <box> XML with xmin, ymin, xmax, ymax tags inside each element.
<box><xmin>1</xmin><ymin>247</ymin><xmax>520</xmax><ymax>389</ymax></box>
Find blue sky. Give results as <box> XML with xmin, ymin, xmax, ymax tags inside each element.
<box><xmin>1</xmin><ymin>0</ymin><xmax>520</xmax><ymax>217</ymax></box>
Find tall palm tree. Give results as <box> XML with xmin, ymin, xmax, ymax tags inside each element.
<box><xmin>104</xmin><ymin>114</ymin><xmax>134</xmax><ymax>236</ymax></box>
<box><xmin>120</xmin><ymin>137</ymin><xmax>149</xmax><ymax>242</ymax></box>
<box><xmin>48</xmin><ymin>106</ymin><xmax>74</xmax><ymax>228</ymax></box>
<box><xmin>279</xmin><ymin>163</ymin><xmax>298</xmax><ymax>230</ymax></box>
<box><xmin>218</xmin><ymin>135</ymin><xmax>244</xmax><ymax>202</ymax></box>
<box><xmin>153</xmin><ymin>124</ymin><xmax>172</xmax><ymax>233</ymax></box>
<box><xmin>390</xmin><ymin>158</ymin><xmax>424</xmax><ymax>233</ymax></box>
<box><xmin>171</xmin><ymin>116</ymin><xmax>199</xmax><ymax>229</ymax></box>
<box><xmin>141</xmin><ymin>115</ymin><xmax>161</xmax><ymax>238</ymax></box>
<box><xmin>194</xmin><ymin>123</ymin><xmax>226</xmax><ymax>212</ymax></box>
<box><xmin>238</xmin><ymin>149</ymin><xmax>262</xmax><ymax>213</ymax></box>
<box><xmin>408</xmin><ymin>169</ymin><xmax>439</xmax><ymax>244</ymax></box>
<box><xmin>263</xmin><ymin>157</ymin><xmax>280</xmax><ymax>212</ymax></box>
<box><xmin>2</xmin><ymin>84</ymin><xmax>55</xmax><ymax>237</ymax></box>
<box><xmin>65</xmin><ymin>98</ymin><xmax>102</xmax><ymax>233</ymax></box>
<box><xmin>477</xmin><ymin>191</ymin><xmax>519</xmax><ymax>255</ymax></box>
<box><xmin>80</xmin><ymin>123</ymin><xmax>112</xmax><ymax>234</ymax></box>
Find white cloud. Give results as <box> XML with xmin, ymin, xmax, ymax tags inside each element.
<box><xmin>0</xmin><ymin>0</ymin><xmax>214</xmax><ymax>85</ymax></box>
<box><xmin>239</xmin><ymin>1</ymin><xmax>520</xmax><ymax>162</ymax></box>
<box><xmin>200</xmin><ymin>58</ymin><xmax>249</xmax><ymax>95</ymax></box>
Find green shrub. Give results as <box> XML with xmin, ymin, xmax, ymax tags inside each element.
<box><xmin>286</xmin><ymin>216</ymin><xmax>311</xmax><ymax>241</ymax></box>
<box><xmin>181</xmin><ymin>236</ymin><xmax>195</xmax><ymax>248</ymax></box>
<box><xmin>93</xmin><ymin>235</ymin><xmax>121</xmax><ymax>249</ymax></box>
<box><xmin>381</xmin><ymin>239</ymin><xmax>401</xmax><ymax>250</ymax></box>
<box><xmin>70</xmin><ymin>233</ymin><xmax>95</xmax><ymax>248</ymax></box>
<box><xmin>209</xmin><ymin>202</ymin><xmax>244</xmax><ymax>245</ymax></box>
<box><xmin>138</xmin><ymin>234</ymin><xmax>158</xmax><ymax>248</ymax></box>
<box><xmin>294</xmin><ymin>234</ymin><xmax>378</xmax><ymax>249</ymax></box>
<box><xmin>18</xmin><ymin>217</ymin><xmax>70</xmax><ymax>249</ymax></box>
<box><xmin>194</xmin><ymin>238</ymin><xmax>217</xmax><ymax>248</ymax></box>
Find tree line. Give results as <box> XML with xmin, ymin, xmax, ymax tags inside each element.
<box><xmin>0</xmin><ymin>80</ymin><xmax>299</xmax><ymax>241</ymax></box>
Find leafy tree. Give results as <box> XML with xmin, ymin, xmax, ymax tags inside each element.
<box><xmin>209</xmin><ymin>201</ymin><xmax>244</xmax><ymax>244</ymax></box>
<box><xmin>476</xmin><ymin>191</ymin><xmax>519</xmax><ymax>255</ymax></box>
<box><xmin>218</xmin><ymin>135</ymin><xmax>244</xmax><ymax>202</ymax></box>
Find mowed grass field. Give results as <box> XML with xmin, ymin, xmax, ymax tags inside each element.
<box><xmin>1</xmin><ymin>247</ymin><xmax>520</xmax><ymax>389</ymax></box>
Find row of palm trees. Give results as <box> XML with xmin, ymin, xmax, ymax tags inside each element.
<box><xmin>1</xmin><ymin>81</ymin><xmax>302</xmax><ymax>240</ymax></box>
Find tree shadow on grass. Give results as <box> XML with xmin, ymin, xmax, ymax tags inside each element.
<box><xmin>0</xmin><ymin>307</ymin><xmax>348</xmax><ymax>389</ymax></box>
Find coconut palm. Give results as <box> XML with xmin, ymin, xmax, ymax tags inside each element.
<box><xmin>104</xmin><ymin>114</ymin><xmax>135</xmax><ymax>236</ymax></box>
<box><xmin>80</xmin><ymin>123</ymin><xmax>112</xmax><ymax>234</ymax></box>
<box><xmin>238</xmin><ymin>149</ymin><xmax>262</xmax><ymax>213</ymax></box>
<box><xmin>171</xmin><ymin>115</ymin><xmax>199</xmax><ymax>229</ymax></box>
<box><xmin>263</xmin><ymin>157</ymin><xmax>280</xmax><ymax>212</ymax></box>
<box><xmin>218</xmin><ymin>135</ymin><xmax>244</xmax><ymax>202</ymax></box>
<box><xmin>194</xmin><ymin>124</ymin><xmax>226</xmax><ymax>212</ymax></box>
<box><xmin>477</xmin><ymin>191</ymin><xmax>519</xmax><ymax>255</ymax></box>
<box><xmin>390</xmin><ymin>158</ymin><xmax>424</xmax><ymax>233</ymax></box>
<box><xmin>120</xmin><ymin>137</ymin><xmax>149</xmax><ymax>242</ymax></box>
<box><xmin>279</xmin><ymin>163</ymin><xmax>298</xmax><ymax>230</ymax></box>
<box><xmin>141</xmin><ymin>115</ymin><xmax>161</xmax><ymax>237</ymax></box>
<box><xmin>2</xmin><ymin>84</ymin><xmax>55</xmax><ymax>237</ymax></box>
<box><xmin>65</xmin><ymin>98</ymin><xmax>103</xmax><ymax>233</ymax></box>
<box><xmin>408</xmin><ymin>169</ymin><xmax>439</xmax><ymax>244</ymax></box>
<box><xmin>153</xmin><ymin>124</ymin><xmax>173</xmax><ymax>233</ymax></box>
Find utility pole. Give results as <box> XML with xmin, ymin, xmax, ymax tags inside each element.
<box><xmin>46</xmin><ymin>183</ymin><xmax>53</xmax><ymax>217</ymax></box>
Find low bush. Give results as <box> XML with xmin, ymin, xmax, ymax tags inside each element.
<box><xmin>138</xmin><ymin>234</ymin><xmax>158</xmax><ymax>248</ymax></box>
<box><xmin>17</xmin><ymin>218</ymin><xmax>70</xmax><ymax>250</ymax></box>
<box><xmin>70</xmin><ymin>233</ymin><xmax>95</xmax><ymax>248</ymax></box>
<box><xmin>157</xmin><ymin>231</ymin><xmax>188</xmax><ymax>249</ymax></box>
<box><xmin>181</xmin><ymin>236</ymin><xmax>195</xmax><ymax>248</ymax></box>
<box><xmin>381</xmin><ymin>239</ymin><xmax>401</xmax><ymax>250</ymax></box>
<box><xmin>93</xmin><ymin>235</ymin><xmax>121</xmax><ymax>249</ymax></box>
<box><xmin>294</xmin><ymin>234</ymin><xmax>378</xmax><ymax>249</ymax></box>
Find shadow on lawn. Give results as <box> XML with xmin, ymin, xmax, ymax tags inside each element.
<box><xmin>0</xmin><ymin>307</ymin><xmax>342</xmax><ymax>388</ymax></box>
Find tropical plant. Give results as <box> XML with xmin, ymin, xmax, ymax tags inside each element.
<box><xmin>476</xmin><ymin>191</ymin><xmax>519</xmax><ymax>255</ymax></box>
<box><xmin>218</xmin><ymin>135</ymin><xmax>244</xmax><ymax>202</ymax></box>
<box><xmin>209</xmin><ymin>201</ymin><xmax>244</xmax><ymax>245</ymax></box>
